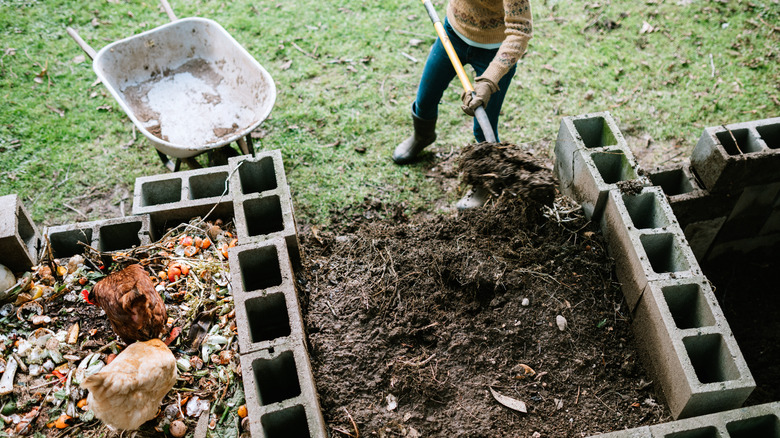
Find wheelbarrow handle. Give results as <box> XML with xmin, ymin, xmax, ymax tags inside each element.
<box><xmin>66</xmin><ymin>27</ymin><xmax>97</xmax><ymax>61</ymax></box>
<box><xmin>159</xmin><ymin>0</ymin><xmax>178</xmax><ymax>22</ymax></box>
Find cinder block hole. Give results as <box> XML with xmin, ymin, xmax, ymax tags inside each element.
<box><xmin>757</xmin><ymin>123</ymin><xmax>780</xmax><ymax>149</ymax></box>
<box><xmin>238</xmin><ymin>156</ymin><xmax>278</xmax><ymax>194</ymax></box>
<box><xmin>245</xmin><ymin>293</ymin><xmax>292</xmax><ymax>343</ymax></box>
<box><xmin>140</xmin><ymin>178</ymin><xmax>182</xmax><ymax>206</ymax></box>
<box><xmin>49</xmin><ymin>229</ymin><xmax>93</xmax><ymax>258</ymax></box>
<box><xmin>623</xmin><ymin>192</ymin><xmax>671</xmax><ymax>229</ymax></box>
<box><xmin>639</xmin><ymin>233</ymin><xmax>690</xmax><ymax>273</ymax></box>
<box><xmin>648</xmin><ymin>168</ymin><xmax>696</xmax><ymax>196</ymax></box>
<box><xmin>662</xmin><ymin>426</ymin><xmax>721</xmax><ymax>438</ymax></box>
<box><xmin>189</xmin><ymin>171</ymin><xmax>229</xmax><ymax>199</ymax></box>
<box><xmin>261</xmin><ymin>405</ymin><xmax>311</xmax><ymax>438</ymax></box>
<box><xmin>726</xmin><ymin>414</ymin><xmax>780</xmax><ymax>438</ymax></box>
<box><xmin>237</xmin><ymin>244</ymin><xmax>283</xmax><ymax>291</ymax></box>
<box><xmin>683</xmin><ymin>333</ymin><xmax>741</xmax><ymax>384</ymax></box>
<box><xmin>662</xmin><ymin>283</ymin><xmax>716</xmax><ymax>329</ymax></box>
<box><xmin>16</xmin><ymin>206</ymin><xmax>37</xmax><ymax>250</ymax></box>
<box><xmin>591</xmin><ymin>151</ymin><xmax>637</xmax><ymax>184</ymax></box>
<box><xmin>716</xmin><ymin>128</ymin><xmax>762</xmax><ymax>155</ymax></box>
<box><xmin>98</xmin><ymin>221</ymin><xmax>142</xmax><ymax>252</ymax></box>
<box><xmin>572</xmin><ymin>116</ymin><xmax>618</xmax><ymax>148</ymax></box>
<box><xmin>251</xmin><ymin>350</ymin><xmax>301</xmax><ymax>406</ymax></box>
<box><xmin>242</xmin><ymin>195</ymin><xmax>284</xmax><ymax>237</ymax></box>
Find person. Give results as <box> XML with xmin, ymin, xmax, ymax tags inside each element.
<box><xmin>392</xmin><ymin>0</ymin><xmax>533</xmax><ymax>209</ymax></box>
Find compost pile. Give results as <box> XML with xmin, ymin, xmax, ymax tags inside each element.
<box><xmin>458</xmin><ymin>141</ymin><xmax>557</xmax><ymax>206</ymax></box>
<box><xmin>299</xmin><ymin>154</ymin><xmax>671</xmax><ymax>437</ymax></box>
<box><xmin>0</xmin><ymin>219</ymin><xmax>248</xmax><ymax>438</ymax></box>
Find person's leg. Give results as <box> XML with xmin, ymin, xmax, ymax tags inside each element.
<box><xmin>413</xmin><ymin>29</ymin><xmax>459</xmax><ymax>120</ymax></box>
<box><xmin>394</xmin><ymin>20</ymin><xmax>464</xmax><ymax>164</ymax></box>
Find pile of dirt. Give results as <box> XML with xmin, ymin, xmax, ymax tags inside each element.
<box><xmin>298</xmin><ymin>182</ymin><xmax>671</xmax><ymax>437</ymax></box>
<box><xmin>458</xmin><ymin>142</ymin><xmax>557</xmax><ymax>206</ymax></box>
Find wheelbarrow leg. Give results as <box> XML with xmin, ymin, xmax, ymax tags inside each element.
<box><xmin>157</xmin><ymin>150</ymin><xmax>181</xmax><ymax>172</ymax></box>
<box><xmin>237</xmin><ymin>134</ymin><xmax>255</xmax><ymax>157</ymax></box>
<box><xmin>182</xmin><ymin>157</ymin><xmax>202</xmax><ymax>169</ymax></box>
<box><xmin>246</xmin><ymin>134</ymin><xmax>256</xmax><ymax>157</ymax></box>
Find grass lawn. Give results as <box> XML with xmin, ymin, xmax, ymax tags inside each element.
<box><xmin>1</xmin><ymin>0</ymin><xmax>777</xmax><ymax>227</ymax></box>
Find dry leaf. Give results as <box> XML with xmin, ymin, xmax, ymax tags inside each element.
<box><xmin>640</xmin><ymin>21</ymin><xmax>654</xmax><ymax>34</ymax></box>
<box><xmin>489</xmin><ymin>387</ymin><xmax>527</xmax><ymax>413</ymax></box>
<box><xmin>280</xmin><ymin>59</ymin><xmax>293</xmax><ymax>70</ymax></box>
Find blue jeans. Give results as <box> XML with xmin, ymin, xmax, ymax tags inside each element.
<box><xmin>413</xmin><ymin>18</ymin><xmax>517</xmax><ymax>143</ymax></box>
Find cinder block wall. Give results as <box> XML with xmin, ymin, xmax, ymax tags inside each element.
<box><xmin>553</xmin><ymin>113</ymin><xmax>779</xmax><ymax>435</ymax></box>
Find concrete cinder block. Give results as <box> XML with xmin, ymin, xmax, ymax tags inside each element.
<box><xmin>715</xmin><ymin>182</ymin><xmax>780</xmax><ymax>243</ymax></box>
<box><xmin>632</xmin><ymin>276</ymin><xmax>754</xmax><ymax>419</ymax></box>
<box><xmin>760</xmin><ymin>192</ymin><xmax>780</xmax><ymax>235</ymax></box>
<box><xmin>647</xmin><ymin>164</ymin><xmax>735</xmax><ymax>228</ymax></box>
<box><xmin>554</xmin><ymin>111</ymin><xmax>628</xmax><ymax>189</ymax></box>
<box><xmin>0</xmin><ymin>194</ymin><xmax>40</xmax><ymax>273</ymax></box>
<box><xmin>44</xmin><ymin>215</ymin><xmax>152</xmax><ymax>260</ymax></box>
<box><xmin>132</xmin><ymin>165</ymin><xmax>234</xmax><ymax>239</ymax></box>
<box><xmin>683</xmin><ymin>217</ymin><xmax>727</xmax><ymax>261</ymax></box>
<box><xmin>690</xmin><ymin>117</ymin><xmax>780</xmax><ymax>194</ymax></box>
<box><xmin>239</xmin><ymin>343</ymin><xmax>327</xmax><ymax>438</ymax></box>
<box><xmin>228</xmin><ymin>237</ymin><xmax>303</xmax><ymax>354</ymax></box>
<box><xmin>229</xmin><ymin>152</ymin><xmax>301</xmax><ymax>267</ymax></box>
<box><xmin>554</xmin><ymin>112</ymin><xmax>650</xmax><ymax>220</ymax></box>
<box><xmin>706</xmin><ymin>232</ymin><xmax>780</xmax><ymax>262</ymax></box>
<box><xmin>587</xmin><ymin>402</ymin><xmax>780</xmax><ymax>437</ymax></box>
<box><xmin>588</xmin><ymin>427</ymin><xmax>652</xmax><ymax>438</ymax></box>
<box><xmin>600</xmin><ymin>186</ymin><xmax>702</xmax><ymax>311</ymax></box>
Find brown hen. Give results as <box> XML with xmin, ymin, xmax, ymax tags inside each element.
<box><xmin>88</xmin><ymin>264</ymin><xmax>167</xmax><ymax>343</ymax></box>
<box><xmin>81</xmin><ymin>339</ymin><xmax>178</xmax><ymax>431</ymax></box>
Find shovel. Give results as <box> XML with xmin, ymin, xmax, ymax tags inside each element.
<box><xmin>420</xmin><ymin>0</ymin><xmax>496</xmax><ymax>209</ymax></box>
<box><xmin>420</xmin><ymin>0</ymin><xmax>496</xmax><ymax>143</ymax></box>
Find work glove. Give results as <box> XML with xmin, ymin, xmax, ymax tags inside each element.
<box><xmin>461</xmin><ymin>76</ymin><xmax>499</xmax><ymax>117</ymax></box>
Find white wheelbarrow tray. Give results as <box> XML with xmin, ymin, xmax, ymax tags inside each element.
<box><xmin>91</xmin><ymin>17</ymin><xmax>276</xmax><ymax>160</ymax></box>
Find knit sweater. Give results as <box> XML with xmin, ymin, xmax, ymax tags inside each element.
<box><xmin>447</xmin><ymin>0</ymin><xmax>533</xmax><ymax>85</ymax></box>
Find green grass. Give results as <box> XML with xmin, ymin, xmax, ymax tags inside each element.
<box><xmin>1</xmin><ymin>0</ymin><xmax>777</xmax><ymax>227</ymax></box>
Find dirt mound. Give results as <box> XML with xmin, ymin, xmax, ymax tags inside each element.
<box><xmin>459</xmin><ymin>142</ymin><xmax>557</xmax><ymax>206</ymax></box>
<box><xmin>298</xmin><ymin>195</ymin><xmax>670</xmax><ymax>437</ymax></box>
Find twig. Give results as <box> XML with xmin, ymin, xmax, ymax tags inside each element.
<box><xmin>344</xmin><ymin>408</ymin><xmax>359</xmax><ymax>438</ymax></box>
<box><xmin>594</xmin><ymin>393</ymin><xmax>616</xmax><ymax>413</ymax></box>
<box><xmin>722</xmin><ymin>125</ymin><xmax>743</xmax><ymax>154</ymax></box>
<box><xmin>63</xmin><ymin>203</ymin><xmax>88</xmax><ymax>219</ymax></box>
<box><xmin>400</xmin><ymin>52</ymin><xmax>418</xmax><ymax>63</ymax></box>
<box><xmin>709</xmin><ymin>53</ymin><xmax>715</xmax><ymax>78</ymax></box>
<box><xmin>398</xmin><ymin>353</ymin><xmax>436</xmax><ymax>367</ymax></box>
<box><xmin>325</xmin><ymin>300</ymin><xmax>338</xmax><ymax>317</ymax></box>
<box><xmin>96</xmin><ymin>340</ymin><xmax>117</xmax><ymax>354</ymax></box>
<box><xmin>291</xmin><ymin>41</ymin><xmax>318</xmax><ymax>59</ymax></box>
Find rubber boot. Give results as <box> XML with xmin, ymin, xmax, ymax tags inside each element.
<box><xmin>456</xmin><ymin>185</ymin><xmax>492</xmax><ymax>210</ymax></box>
<box><xmin>392</xmin><ymin>112</ymin><xmax>437</xmax><ymax>164</ymax></box>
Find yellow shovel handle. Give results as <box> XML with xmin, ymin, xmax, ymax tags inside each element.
<box><xmin>421</xmin><ymin>0</ymin><xmax>474</xmax><ymax>94</ymax></box>
<box><xmin>420</xmin><ymin>0</ymin><xmax>496</xmax><ymax>142</ymax></box>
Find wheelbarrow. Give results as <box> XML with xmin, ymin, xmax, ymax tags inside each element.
<box><xmin>66</xmin><ymin>0</ymin><xmax>276</xmax><ymax>171</ymax></box>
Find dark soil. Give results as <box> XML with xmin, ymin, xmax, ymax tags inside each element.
<box><xmin>459</xmin><ymin>142</ymin><xmax>557</xmax><ymax>206</ymax></box>
<box><xmin>702</xmin><ymin>247</ymin><xmax>780</xmax><ymax>407</ymax></box>
<box><xmin>296</xmin><ymin>143</ymin><xmax>671</xmax><ymax>437</ymax></box>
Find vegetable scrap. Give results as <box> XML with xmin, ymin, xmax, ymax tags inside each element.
<box><xmin>0</xmin><ymin>218</ymin><xmax>248</xmax><ymax>437</ymax></box>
